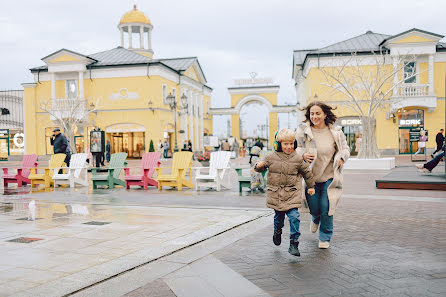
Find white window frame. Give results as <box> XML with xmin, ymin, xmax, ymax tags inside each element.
<box><xmin>65</xmin><ymin>79</ymin><xmax>78</xmax><ymax>99</ymax></box>
<box><xmin>162</xmin><ymin>85</ymin><xmax>167</xmax><ymax>104</ymax></box>
<box><xmin>403</xmin><ymin>61</ymin><xmax>417</xmax><ymax>84</ymax></box>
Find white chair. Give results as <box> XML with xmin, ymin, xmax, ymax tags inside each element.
<box><xmin>53</xmin><ymin>153</ymin><xmax>89</xmax><ymax>188</ymax></box>
<box><xmin>193</xmin><ymin>151</ymin><xmax>232</xmax><ymax>191</ymax></box>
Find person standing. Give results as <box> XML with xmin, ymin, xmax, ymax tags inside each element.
<box><xmin>233</xmin><ymin>138</ymin><xmax>240</xmax><ymax>158</ymax></box>
<box><xmin>106</xmin><ymin>141</ymin><xmax>111</xmax><ymax>163</ymax></box>
<box><xmin>296</xmin><ymin>101</ymin><xmax>349</xmax><ymax>249</ymax></box>
<box><xmin>222</xmin><ymin>140</ymin><xmax>230</xmax><ymax>151</ymax></box>
<box><xmin>432</xmin><ymin>129</ymin><xmax>445</xmax><ymax>157</ymax></box>
<box><xmin>157</xmin><ymin>140</ymin><xmax>163</xmax><ymax>153</ymax></box>
<box><xmin>163</xmin><ymin>139</ymin><xmax>169</xmax><ymax>158</ymax></box>
<box><xmin>50</xmin><ymin>128</ymin><xmax>69</xmax><ymax>173</ymax></box>
<box><xmin>414</xmin><ymin>130</ymin><xmax>427</xmax><ymax>155</ymax></box>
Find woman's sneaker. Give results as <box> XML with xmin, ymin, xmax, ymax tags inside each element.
<box><xmin>318</xmin><ymin>240</ymin><xmax>330</xmax><ymax>249</ymax></box>
<box><xmin>310</xmin><ymin>221</ymin><xmax>319</xmax><ymax>233</ymax></box>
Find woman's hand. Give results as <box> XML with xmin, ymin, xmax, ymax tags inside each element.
<box><xmin>307</xmin><ymin>188</ymin><xmax>315</xmax><ymax>195</ymax></box>
<box><xmin>338</xmin><ymin>159</ymin><xmax>344</xmax><ymax>169</ymax></box>
<box><xmin>303</xmin><ymin>153</ymin><xmax>315</xmax><ymax>163</ymax></box>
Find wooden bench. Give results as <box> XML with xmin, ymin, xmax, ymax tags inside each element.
<box><xmin>234</xmin><ymin>167</ymin><xmax>267</xmax><ymax>193</ymax></box>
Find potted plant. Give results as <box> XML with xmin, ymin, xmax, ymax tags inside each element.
<box><xmin>196</xmin><ymin>151</ymin><xmax>211</xmax><ymax>167</ymax></box>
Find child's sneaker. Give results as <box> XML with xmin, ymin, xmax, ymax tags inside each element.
<box><xmin>273</xmin><ymin>229</ymin><xmax>282</xmax><ymax>246</ymax></box>
<box><xmin>288</xmin><ymin>239</ymin><xmax>300</xmax><ymax>256</ymax></box>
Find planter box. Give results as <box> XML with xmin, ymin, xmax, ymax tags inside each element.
<box><xmin>344</xmin><ymin>157</ymin><xmax>395</xmax><ymax>170</ymax></box>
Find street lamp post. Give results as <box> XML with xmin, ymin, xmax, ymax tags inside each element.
<box><xmin>166</xmin><ymin>92</ymin><xmax>188</xmax><ymax>152</ymax></box>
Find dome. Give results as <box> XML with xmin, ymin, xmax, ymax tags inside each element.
<box><xmin>119</xmin><ymin>5</ymin><xmax>151</xmax><ymax>25</ymax></box>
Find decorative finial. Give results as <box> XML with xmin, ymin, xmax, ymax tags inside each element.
<box><xmin>133</xmin><ymin>4</ymin><xmax>137</xmax><ymax>10</ymax></box>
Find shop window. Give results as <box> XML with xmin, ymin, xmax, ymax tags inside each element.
<box><xmin>403</xmin><ymin>62</ymin><xmax>416</xmax><ymax>84</ymax></box>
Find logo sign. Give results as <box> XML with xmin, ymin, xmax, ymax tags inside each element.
<box><xmin>234</xmin><ymin>76</ymin><xmax>274</xmax><ymax>86</ymax></box>
<box><xmin>341</xmin><ymin>119</ymin><xmax>362</xmax><ymax>126</ymax></box>
<box><xmin>399</xmin><ymin>119</ymin><xmax>421</xmax><ymax>126</ymax></box>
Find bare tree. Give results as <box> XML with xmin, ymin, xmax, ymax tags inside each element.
<box><xmin>317</xmin><ymin>52</ymin><xmax>421</xmax><ymax>159</ymax></box>
<box><xmin>38</xmin><ymin>98</ymin><xmax>100</xmax><ymax>153</ymax></box>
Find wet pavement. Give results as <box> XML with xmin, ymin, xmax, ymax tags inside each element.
<box><xmin>0</xmin><ymin>156</ymin><xmax>445</xmax><ymax>296</ymax></box>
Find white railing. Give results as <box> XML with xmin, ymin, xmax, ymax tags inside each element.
<box><xmin>51</xmin><ymin>98</ymin><xmax>88</xmax><ymax>120</ymax></box>
<box><xmin>397</xmin><ymin>84</ymin><xmax>429</xmax><ymax>97</ymax></box>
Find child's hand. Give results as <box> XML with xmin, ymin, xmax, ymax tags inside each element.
<box><xmin>307</xmin><ymin>188</ymin><xmax>315</xmax><ymax>195</ymax></box>
<box><xmin>256</xmin><ymin>161</ymin><xmax>265</xmax><ymax>169</ymax></box>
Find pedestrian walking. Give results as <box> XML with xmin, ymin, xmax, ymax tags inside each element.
<box><xmin>106</xmin><ymin>141</ymin><xmax>111</xmax><ymax>163</ymax></box>
<box><xmin>222</xmin><ymin>140</ymin><xmax>230</xmax><ymax>151</ymax></box>
<box><xmin>163</xmin><ymin>140</ymin><xmax>169</xmax><ymax>158</ymax></box>
<box><xmin>249</xmin><ymin>146</ymin><xmax>264</xmax><ymax>193</ymax></box>
<box><xmin>417</xmin><ymin>142</ymin><xmax>445</xmax><ymax>173</ymax></box>
<box><xmin>50</xmin><ymin>128</ymin><xmax>69</xmax><ymax>173</ymax></box>
<box><xmin>255</xmin><ymin>128</ymin><xmax>315</xmax><ymax>256</ymax></box>
<box><xmin>414</xmin><ymin>130</ymin><xmax>428</xmax><ymax>155</ymax></box>
<box><xmin>157</xmin><ymin>140</ymin><xmax>163</xmax><ymax>153</ymax></box>
<box><xmin>431</xmin><ymin>129</ymin><xmax>445</xmax><ymax>157</ymax></box>
<box><xmin>296</xmin><ymin>101</ymin><xmax>350</xmax><ymax>249</ymax></box>
<box><xmin>233</xmin><ymin>138</ymin><xmax>240</xmax><ymax>158</ymax></box>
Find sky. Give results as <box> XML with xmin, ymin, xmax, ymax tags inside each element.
<box><xmin>1</xmin><ymin>0</ymin><xmax>445</xmax><ymax>138</ymax></box>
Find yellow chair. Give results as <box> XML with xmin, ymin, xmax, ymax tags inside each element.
<box><xmin>156</xmin><ymin>152</ymin><xmax>193</xmax><ymax>191</ymax></box>
<box><xmin>29</xmin><ymin>154</ymin><xmax>66</xmax><ymax>188</ymax></box>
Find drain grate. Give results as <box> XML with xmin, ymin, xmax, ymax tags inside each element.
<box><xmin>7</xmin><ymin>237</ymin><xmax>43</xmax><ymax>243</ymax></box>
<box><xmin>16</xmin><ymin>217</ymin><xmax>42</xmax><ymax>221</ymax></box>
<box><xmin>83</xmin><ymin>221</ymin><xmax>111</xmax><ymax>226</ymax></box>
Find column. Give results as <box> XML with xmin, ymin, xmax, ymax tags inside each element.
<box><xmin>231</xmin><ymin>114</ymin><xmax>239</xmax><ymax>140</ymax></box>
<box><xmin>182</xmin><ymin>88</ymin><xmax>188</xmax><ymax>144</ymax></box>
<box><xmin>194</xmin><ymin>92</ymin><xmax>199</xmax><ymax>150</ymax></box>
<box><xmin>199</xmin><ymin>94</ymin><xmax>204</xmax><ymax>150</ymax></box>
<box><xmin>147</xmin><ymin>29</ymin><xmax>152</xmax><ymax>51</ymax></box>
<box><xmin>51</xmin><ymin>72</ymin><xmax>56</xmax><ymax>101</ymax></box>
<box><xmin>269</xmin><ymin>113</ymin><xmax>278</xmax><ymax>149</ymax></box>
<box><xmin>78</xmin><ymin>71</ymin><xmax>84</xmax><ymax>99</ymax></box>
<box><xmin>392</xmin><ymin>56</ymin><xmax>398</xmax><ymax>97</ymax></box>
<box><xmin>188</xmin><ymin>89</ymin><xmax>193</xmax><ymax>145</ymax></box>
<box><xmin>128</xmin><ymin>26</ymin><xmax>133</xmax><ymax>48</ymax></box>
<box><xmin>139</xmin><ymin>26</ymin><xmax>144</xmax><ymax>49</ymax></box>
<box><xmin>428</xmin><ymin>54</ymin><xmax>434</xmax><ymax>95</ymax></box>
<box><xmin>120</xmin><ymin>27</ymin><xmax>124</xmax><ymax>47</ymax></box>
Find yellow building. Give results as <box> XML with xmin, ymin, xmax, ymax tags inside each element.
<box><xmin>293</xmin><ymin>28</ymin><xmax>446</xmax><ymax>155</ymax></box>
<box><xmin>22</xmin><ymin>5</ymin><xmax>212</xmax><ymax>158</ymax></box>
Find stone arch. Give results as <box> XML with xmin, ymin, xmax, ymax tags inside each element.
<box><xmin>233</xmin><ymin>95</ymin><xmax>273</xmax><ymax>113</ymax></box>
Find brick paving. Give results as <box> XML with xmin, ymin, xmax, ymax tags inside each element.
<box><xmin>212</xmin><ymin>196</ymin><xmax>446</xmax><ymax>297</ymax></box>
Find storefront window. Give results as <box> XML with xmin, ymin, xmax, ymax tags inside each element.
<box><xmin>8</xmin><ymin>129</ymin><xmax>24</xmax><ymax>155</ymax></box>
<box><xmin>107</xmin><ymin>132</ymin><xmax>145</xmax><ymax>158</ymax></box>
<box><xmin>398</xmin><ymin>109</ymin><xmax>424</xmax><ymax>154</ymax></box>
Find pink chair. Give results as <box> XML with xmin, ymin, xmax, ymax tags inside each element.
<box><xmin>2</xmin><ymin>154</ymin><xmax>38</xmax><ymax>187</ymax></box>
<box><xmin>124</xmin><ymin>152</ymin><xmax>161</xmax><ymax>189</ymax></box>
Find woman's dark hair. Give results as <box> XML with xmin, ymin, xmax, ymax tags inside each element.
<box><xmin>302</xmin><ymin>101</ymin><xmax>337</xmax><ymax>126</ymax></box>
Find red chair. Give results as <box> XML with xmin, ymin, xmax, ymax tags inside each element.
<box><xmin>124</xmin><ymin>152</ymin><xmax>161</xmax><ymax>189</ymax></box>
<box><xmin>2</xmin><ymin>154</ymin><xmax>38</xmax><ymax>187</ymax></box>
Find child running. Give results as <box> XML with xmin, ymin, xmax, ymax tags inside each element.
<box><xmin>255</xmin><ymin>129</ymin><xmax>315</xmax><ymax>256</ymax></box>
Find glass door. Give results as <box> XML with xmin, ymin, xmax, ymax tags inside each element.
<box><xmin>0</xmin><ymin>138</ymin><xmax>9</xmax><ymax>161</ymax></box>
<box><xmin>112</xmin><ymin>135</ymin><xmax>123</xmax><ymax>154</ymax></box>
<box><xmin>399</xmin><ymin>128</ymin><xmax>418</xmax><ymax>154</ymax></box>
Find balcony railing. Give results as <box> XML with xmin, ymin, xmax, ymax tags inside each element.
<box><xmin>396</xmin><ymin>84</ymin><xmax>429</xmax><ymax>97</ymax></box>
<box><xmin>50</xmin><ymin>98</ymin><xmax>88</xmax><ymax>121</ymax></box>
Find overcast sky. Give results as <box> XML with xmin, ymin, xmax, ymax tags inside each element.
<box><xmin>1</xmin><ymin>0</ymin><xmax>444</xmax><ymax>138</ymax></box>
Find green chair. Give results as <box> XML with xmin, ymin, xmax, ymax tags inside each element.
<box><xmin>91</xmin><ymin>153</ymin><xmax>127</xmax><ymax>189</ymax></box>
<box><xmin>234</xmin><ymin>167</ymin><xmax>267</xmax><ymax>193</ymax></box>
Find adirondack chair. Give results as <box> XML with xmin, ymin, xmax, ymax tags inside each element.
<box><xmin>124</xmin><ymin>152</ymin><xmax>161</xmax><ymax>189</ymax></box>
<box><xmin>235</xmin><ymin>167</ymin><xmax>267</xmax><ymax>193</ymax></box>
<box><xmin>91</xmin><ymin>152</ymin><xmax>127</xmax><ymax>189</ymax></box>
<box><xmin>29</xmin><ymin>154</ymin><xmax>66</xmax><ymax>188</ymax></box>
<box><xmin>156</xmin><ymin>151</ymin><xmax>193</xmax><ymax>191</ymax></box>
<box><xmin>53</xmin><ymin>153</ymin><xmax>89</xmax><ymax>188</ymax></box>
<box><xmin>193</xmin><ymin>151</ymin><xmax>232</xmax><ymax>191</ymax></box>
<box><xmin>2</xmin><ymin>154</ymin><xmax>38</xmax><ymax>187</ymax></box>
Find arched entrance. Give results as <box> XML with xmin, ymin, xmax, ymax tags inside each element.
<box><xmin>210</xmin><ymin>81</ymin><xmax>298</xmax><ymax>149</ymax></box>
